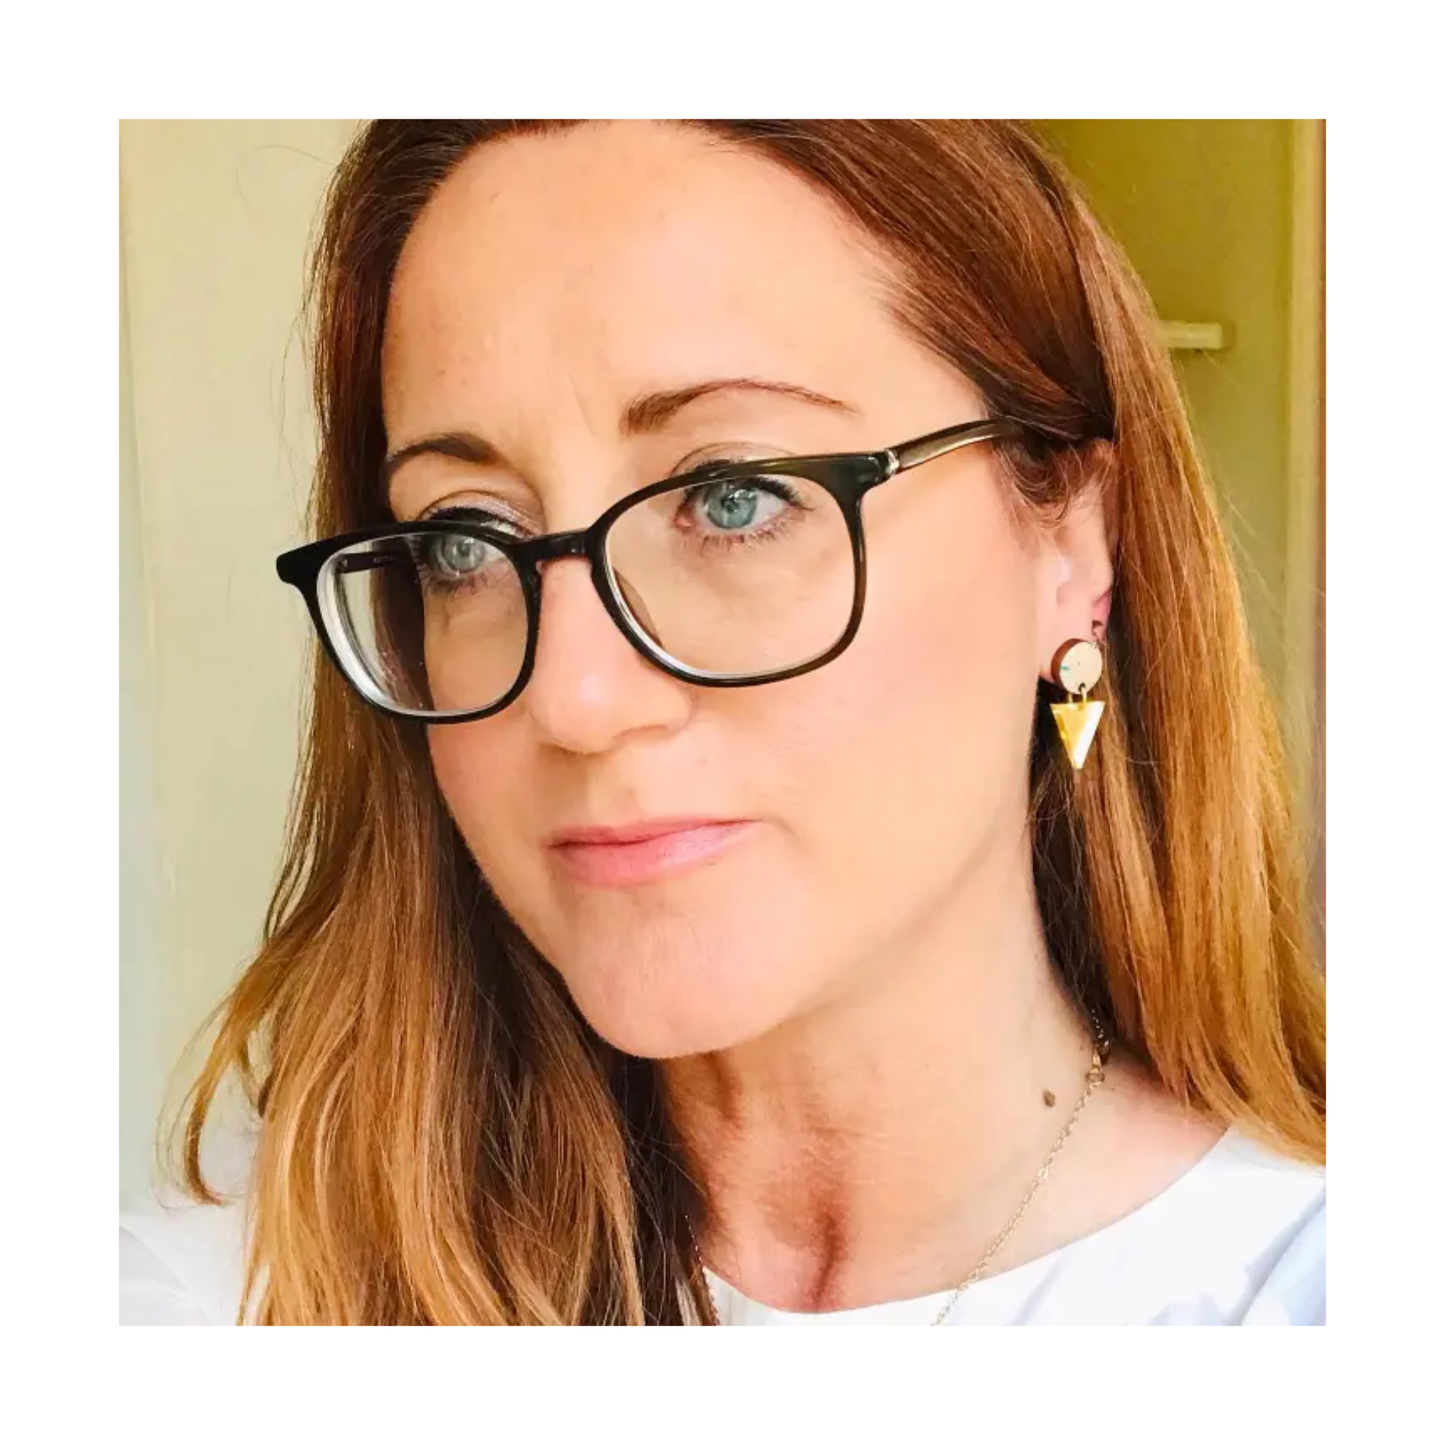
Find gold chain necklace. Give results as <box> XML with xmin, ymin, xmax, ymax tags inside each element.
<box><xmin>688</xmin><ymin>1027</ymin><xmax>1110</xmax><ymax>1327</ymax></box>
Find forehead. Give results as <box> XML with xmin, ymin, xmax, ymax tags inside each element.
<box><xmin>380</xmin><ymin>122</ymin><xmax>908</xmax><ymax>439</ymax></box>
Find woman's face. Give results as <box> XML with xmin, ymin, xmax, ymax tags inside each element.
<box><xmin>381</xmin><ymin>122</ymin><xmax>1081</xmax><ymax>1059</ymax></box>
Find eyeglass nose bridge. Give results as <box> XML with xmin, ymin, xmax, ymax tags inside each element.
<box><xmin>512</xmin><ymin>525</ymin><xmax>636</xmax><ymax>642</ymax></box>
<box><xmin>512</xmin><ymin>523</ymin><xmax>669</xmax><ymax>664</ymax></box>
<box><xmin>517</xmin><ymin>528</ymin><xmax>592</xmax><ymax>568</ymax></box>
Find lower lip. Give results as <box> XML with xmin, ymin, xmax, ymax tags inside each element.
<box><xmin>551</xmin><ymin>822</ymin><xmax>754</xmax><ymax>888</ymax></box>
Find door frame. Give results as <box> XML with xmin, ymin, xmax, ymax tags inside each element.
<box><xmin>1288</xmin><ymin>121</ymin><xmax>1323</xmax><ymax>843</ymax></box>
<box><xmin>1283</xmin><ymin>118</ymin><xmax>1325</xmax><ymax>929</ymax></box>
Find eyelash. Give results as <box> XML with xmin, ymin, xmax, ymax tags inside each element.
<box><xmin>420</xmin><ymin>502</ymin><xmax>528</xmax><ymax>534</ymax></box>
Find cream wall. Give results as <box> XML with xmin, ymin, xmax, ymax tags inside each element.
<box><xmin>1035</xmin><ymin>120</ymin><xmax>1323</xmax><ymax>818</ymax></box>
<box><xmin>119</xmin><ymin>121</ymin><xmax>358</xmax><ymax>1206</ymax></box>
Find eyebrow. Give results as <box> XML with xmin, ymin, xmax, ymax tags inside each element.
<box><xmin>381</xmin><ymin>377</ymin><xmax>859</xmax><ymax>485</ymax></box>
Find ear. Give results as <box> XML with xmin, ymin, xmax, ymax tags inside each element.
<box><xmin>1035</xmin><ymin>480</ymin><xmax>1114</xmax><ymax>684</ymax></box>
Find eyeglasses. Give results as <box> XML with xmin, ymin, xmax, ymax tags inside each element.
<box><xmin>276</xmin><ymin>417</ymin><xmax>1023</xmax><ymax>723</ymax></box>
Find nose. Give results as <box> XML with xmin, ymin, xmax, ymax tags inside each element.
<box><xmin>520</xmin><ymin>556</ymin><xmax>692</xmax><ymax>754</ymax></box>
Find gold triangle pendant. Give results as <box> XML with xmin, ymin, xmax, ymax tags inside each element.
<box><xmin>1050</xmin><ymin>698</ymin><xmax>1105</xmax><ymax>770</ymax></box>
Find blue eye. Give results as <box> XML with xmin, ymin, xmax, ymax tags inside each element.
<box><xmin>427</xmin><ymin>532</ymin><xmax>496</xmax><ymax>579</ymax></box>
<box><xmin>682</xmin><ymin>477</ymin><xmax>799</xmax><ymax>539</ymax></box>
<box><xmin>702</xmin><ymin>482</ymin><xmax>770</xmax><ymax>531</ymax></box>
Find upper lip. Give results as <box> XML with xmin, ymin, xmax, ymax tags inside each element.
<box><xmin>548</xmin><ymin>817</ymin><xmax>743</xmax><ymax>847</ymax></box>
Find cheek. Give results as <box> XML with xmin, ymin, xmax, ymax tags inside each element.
<box><xmin>881</xmin><ymin>533</ymin><xmax>1038</xmax><ymax>764</ymax></box>
<box><xmin>426</xmin><ymin>720</ymin><xmax>529</xmax><ymax>877</ymax></box>
<box><xmin>795</xmin><ymin>491</ymin><xmax>1042</xmax><ymax>879</ymax></box>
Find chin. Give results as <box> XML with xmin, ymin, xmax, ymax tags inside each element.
<box><xmin>580</xmin><ymin>1006</ymin><xmax>763</xmax><ymax>1062</ymax></box>
<box><xmin>549</xmin><ymin>933</ymin><xmax>808</xmax><ymax>1061</ymax></box>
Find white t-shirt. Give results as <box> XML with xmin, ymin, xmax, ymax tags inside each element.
<box><xmin>119</xmin><ymin>1126</ymin><xmax>1323</xmax><ymax>1326</ymax></box>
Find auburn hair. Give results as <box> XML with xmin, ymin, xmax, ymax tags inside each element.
<box><xmin>178</xmin><ymin>120</ymin><xmax>1325</xmax><ymax>1324</ymax></box>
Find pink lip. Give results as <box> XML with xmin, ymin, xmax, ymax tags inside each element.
<box><xmin>548</xmin><ymin>819</ymin><xmax>754</xmax><ymax>888</ymax></box>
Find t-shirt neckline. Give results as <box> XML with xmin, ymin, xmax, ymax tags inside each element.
<box><xmin>703</xmin><ymin>1124</ymin><xmax>1243</xmax><ymax>1323</ymax></box>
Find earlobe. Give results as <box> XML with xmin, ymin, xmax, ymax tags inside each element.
<box><xmin>1036</xmin><ymin>480</ymin><xmax>1114</xmax><ymax>683</ymax></box>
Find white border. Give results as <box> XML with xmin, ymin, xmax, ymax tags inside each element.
<box><xmin>5</xmin><ymin>2</ymin><xmax>1405</xmax><ymax>1435</ymax></box>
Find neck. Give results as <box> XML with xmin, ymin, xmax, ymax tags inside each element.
<box><xmin>660</xmin><ymin>823</ymin><xmax>1100</xmax><ymax>1313</ymax></box>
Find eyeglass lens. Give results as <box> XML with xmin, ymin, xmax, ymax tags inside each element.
<box><xmin>318</xmin><ymin>470</ymin><xmax>857</xmax><ymax>717</ymax></box>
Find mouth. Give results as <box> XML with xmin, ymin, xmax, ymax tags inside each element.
<box><xmin>547</xmin><ymin>818</ymin><xmax>756</xmax><ymax>888</ymax></box>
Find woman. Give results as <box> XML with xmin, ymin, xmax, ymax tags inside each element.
<box><xmin>120</xmin><ymin>119</ymin><xmax>1325</xmax><ymax>1325</ymax></box>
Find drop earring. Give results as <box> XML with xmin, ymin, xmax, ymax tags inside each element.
<box><xmin>1049</xmin><ymin>624</ymin><xmax>1106</xmax><ymax>770</ymax></box>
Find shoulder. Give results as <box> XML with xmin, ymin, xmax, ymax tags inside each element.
<box><xmin>1130</xmin><ymin>1127</ymin><xmax>1326</xmax><ymax>1325</ymax></box>
<box><xmin>1237</xmin><ymin>1183</ymin><xmax>1325</xmax><ymax>1325</ymax></box>
<box><xmin>1094</xmin><ymin>1066</ymin><xmax>1326</xmax><ymax>1323</ymax></box>
<box><xmin>953</xmin><ymin>1125</ymin><xmax>1325</xmax><ymax>1326</ymax></box>
<box><xmin>1214</xmin><ymin>1130</ymin><xmax>1326</xmax><ymax>1325</ymax></box>
<box><xmin>120</xmin><ymin>1189</ymin><xmax>253</xmax><ymax>1325</ymax></box>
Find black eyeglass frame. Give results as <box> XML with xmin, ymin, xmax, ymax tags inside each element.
<box><xmin>276</xmin><ymin>417</ymin><xmax>1025</xmax><ymax>724</ymax></box>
